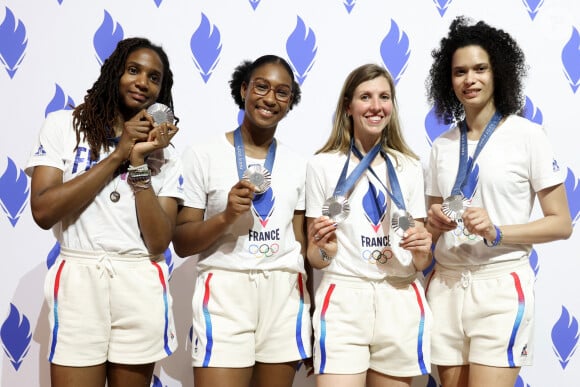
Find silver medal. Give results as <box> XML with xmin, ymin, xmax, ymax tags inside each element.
<box><xmin>242</xmin><ymin>164</ymin><xmax>271</xmax><ymax>193</ymax></box>
<box><xmin>441</xmin><ymin>194</ymin><xmax>469</xmax><ymax>221</ymax></box>
<box><xmin>146</xmin><ymin>103</ymin><xmax>175</xmax><ymax>125</ymax></box>
<box><xmin>322</xmin><ymin>195</ymin><xmax>350</xmax><ymax>223</ymax></box>
<box><xmin>391</xmin><ymin>209</ymin><xmax>415</xmax><ymax>236</ymax></box>
<box><xmin>110</xmin><ymin>191</ymin><xmax>120</xmax><ymax>202</ymax></box>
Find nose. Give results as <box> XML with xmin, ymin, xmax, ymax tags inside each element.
<box><xmin>464</xmin><ymin>70</ymin><xmax>475</xmax><ymax>85</ymax></box>
<box><xmin>370</xmin><ymin>97</ymin><xmax>381</xmax><ymax>110</ymax></box>
<box><xmin>135</xmin><ymin>72</ymin><xmax>148</xmax><ymax>89</ymax></box>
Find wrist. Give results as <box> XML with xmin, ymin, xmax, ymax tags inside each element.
<box><xmin>318</xmin><ymin>248</ymin><xmax>334</xmax><ymax>262</ymax></box>
<box><xmin>483</xmin><ymin>225</ymin><xmax>503</xmax><ymax>247</ymax></box>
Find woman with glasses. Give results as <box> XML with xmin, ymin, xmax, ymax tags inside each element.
<box><xmin>305</xmin><ymin>63</ymin><xmax>433</xmax><ymax>387</ymax></box>
<box><xmin>173</xmin><ymin>55</ymin><xmax>312</xmax><ymax>387</ymax></box>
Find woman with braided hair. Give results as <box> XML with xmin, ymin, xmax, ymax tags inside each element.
<box><xmin>26</xmin><ymin>37</ymin><xmax>182</xmax><ymax>387</ymax></box>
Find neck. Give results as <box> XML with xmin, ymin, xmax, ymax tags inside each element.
<box><xmin>232</xmin><ymin>124</ymin><xmax>276</xmax><ymax>158</ymax></box>
<box><xmin>354</xmin><ymin>134</ymin><xmax>381</xmax><ymax>155</ymax></box>
<box><xmin>464</xmin><ymin>104</ymin><xmax>497</xmax><ymax>137</ymax></box>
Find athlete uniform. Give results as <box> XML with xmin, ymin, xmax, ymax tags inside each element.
<box><xmin>181</xmin><ymin>134</ymin><xmax>312</xmax><ymax>367</ymax></box>
<box><xmin>306</xmin><ymin>149</ymin><xmax>431</xmax><ymax>377</ymax></box>
<box><xmin>26</xmin><ymin>109</ymin><xmax>183</xmax><ymax>365</ymax></box>
<box><xmin>425</xmin><ymin>114</ymin><xmax>566</xmax><ymax>367</ymax></box>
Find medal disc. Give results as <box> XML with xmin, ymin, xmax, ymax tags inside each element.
<box><xmin>322</xmin><ymin>196</ymin><xmax>350</xmax><ymax>223</ymax></box>
<box><xmin>110</xmin><ymin>191</ymin><xmax>120</xmax><ymax>202</ymax></box>
<box><xmin>242</xmin><ymin>164</ymin><xmax>271</xmax><ymax>193</ymax></box>
<box><xmin>441</xmin><ymin>194</ymin><xmax>468</xmax><ymax>221</ymax></box>
<box><xmin>146</xmin><ymin>103</ymin><xmax>175</xmax><ymax>125</ymax></box>
<box><xmin>391</xmin><ymin>209</ymin><xmax>415</xmax><ymax>236</ymax></box>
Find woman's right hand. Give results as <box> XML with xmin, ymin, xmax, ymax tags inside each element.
<box><xmin>223</xmin><ymin>179</ymin><xmax>256</xmax><ymax>224</ymax></box>
<box><xmin>427</xmin><ymin>202</ymin><xmax>457</xmax><ymax>233</ymax></box>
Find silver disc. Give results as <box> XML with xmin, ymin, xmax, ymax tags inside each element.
<box><xmin>242</xmin><ymin>164</ymin><xmax>271</xmax><ymax>193</ymax></box>
<box><xmin>146</xmin><ymin>103</ymin><xmax>175</xmax><ymax>125</ymax></box>
<box><xmin>322</xmin><ymin>196</ymin><xmax>350</xmax><ymax>223</ymax></box>
<box><xmin>391</xmin><ymin>209</ymin><xmax>415</xmax><ymax>236</ymax></box>
<box><xmin>441</xmin><ymin>194</ymin><xmax>468</xmax><ymax>221</ymax></box>
<box><xmin>110</xmin><ymin>191</ymin><xmax>120</xmax><ymax>202</ymax></box>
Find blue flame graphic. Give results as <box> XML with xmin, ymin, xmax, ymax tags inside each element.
<box><xmin>154</xmin><ymin>0</ymin><xmax>163</xmax><ymax>7</ymax></box>
<box><xmin>521</xmin><ymin>0</ymin><xmax>544</xmax><ymax>20</ymax></box>
<box><xmin>93</xmin><ymin>10</ymin><xmax>124</xmax><ymax>66</ymax></box>
<box><xmin>424</xmin><ymin>107</ymin><xmax>453</xmax><ymax>146</ymax></box>
<box><xmin>190</xmin><ymin>13</ymin><xmax>222</xmax><ymax>84</ymax></box>
<box><xmin>248</xmin><ymin>0</ymin><xmax>261</xmax><ymax>10</ymax></box>
<box><xmin>380</xmin><ymin>19</ymin><xmax>410</xmax><ymax>85</ymax></box>
<box><xmin>514</xmin><ymin>374</ymin><xmax>531</xmax><ymax>387</ymax></box>
<box><xmin>432</xmin><ymin>0</ymin><xmax>453</xmax><ymax>17</ymax></box>
<box><xmin>362</xmin><ymin>182</ymin><xmax>386</xmax><ymax>231</ymax></box>
<box><xmin>47</xmin><ymin>241</ymin><xmax>61</xmax><ymax>269</ymax></box>
<box><xmin>1</xmin><ymin>303</ymin><xmax>32</xmax><ymax>370</ymax></box>
<box><xmin>0</xmin><ymin>157</ymin><xmax>30</xmax><ymax>227</ymax></box>
<box><xmin>57</xmin><ymin>0</ymin><xmax>64</xmax><ymax>4</ymax></box>
<box><xmin>460</xmin><ymin>160</ymin><xmax>478</xmax><ymax>200</ymax></box>
<box><xmin>0</xmin><ymin>7</ymin><xmax>28</xmax><ymax>79</ymax></box>
<box><xmin>164</xmin><ymin>248</ymin><xmax>174</xmax><ymax>278</ymax></box>
<box><xmin>152</xmin><ymin>375</ymin><xmax>165</xmax><ymax>387</ymax></box>
<box><xmin>564</xmin><ymin>167</ymin><xmax>580</xmax><ymax>226</ymax></box>
<box><xmin>551</xmin><ymin>305</ymin><xmax>579</xmax><ymax>369</ymax></box>
<box><xmin>562</xmin><ymin>27</ymin><xmax>580</xmax><ymax>93</ymax></box>
<box><xmin>286</xmin><ymin>16</ymin><xmax>317</xmax><ymax>85</ymax></box>
<box><xmin>342</xmin><ymin>0</ymin><xmax>356</xmax><ymax>13</ymax></box>
<box><xmin>252</xmin><ymin>188</ymin><xmax>275</xmax><ymax>228</ymax></box>
<box><xmin>529</xmin><ymin>248</ymin><xmax>539</xmax><ymax>277</ymax></box>
<box><xmin>522</xmin><ymin>96</ymin><xmax>543</xmax><ymax>125</ymax></box>
<box><xmin>45</xmin><ymin>84</ymin><xmax>75</xmax><ymax>117</ymax></box>
<box><xmin>426</xmin><ymin>374</ymin><xmax>441</xmax><ymax>387</ymax></box>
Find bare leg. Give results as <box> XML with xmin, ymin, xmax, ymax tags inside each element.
<box><xmin>50</xmin><ymin>363</ymin><xmax>107</xmax><ymax>387</ymax></box>
<box><xmin>107</xmin><ymin>362</ymin><xmax>155</xmax><ymax>387</ymax></box>
<box><xmin>366</xmin><ymin>369</ymin><xmax>412</xmax><ymax>387</ymax></box>
<box><xmin>438</xmin><ymin>365</ymin><xmax>469</xmax><ymax>387</ymax></box>
<box><xmin>251</xmin><ymin>361</ymin><xmax>299</xmax><ymax>387</ymax></box>
<box><xmin>468</xmin><ymin>364</ymin><xmax>520</xmax><ymax>387</ymax></box>
<box><xmin>193</xmin><ymin>366</ymin><xmax>253</xmax><ymax>387</ymax></box>
<box><xmin>316</xmin><ymin>372</ymin><xmax>366</xmax><ymax>387</ymax></box>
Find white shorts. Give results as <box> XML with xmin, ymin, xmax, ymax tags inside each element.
<box><xmin>45</xmin><ymin>247</ymin><xmax>178</xmax><ymax>366</ymax></box>
<box><xmin>191</xmin><ymin>269</ymin><xmax>312</xmax><ymax>368</ymax></box>
<box><xmin>313</xmin><ymin>273</ymin><xmax>431</xmax><ymax>377</ymax></box>
<box><xmin>426</xmin><ymin>260</ymin><xmax>534</xmax><ymax>367</ymax></box>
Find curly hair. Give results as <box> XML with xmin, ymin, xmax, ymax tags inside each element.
<box><xmin>72</xmin><ymin>37</ymin><xmax>175</xmax><ymax>160</ymax></box>
<box><xmin>426</xmin><ymin>16</ymin><xmax>527</xmax><ymax>124</ymax></box>
<box><xmin>317</xmin><ymin>63</ymin><xmax>417</xmax><ymax>162</ymax></box>
<box><xmin>229</xmin><ymin>54</ymin><xmax>301</xmax><ymax>110</ymax></box>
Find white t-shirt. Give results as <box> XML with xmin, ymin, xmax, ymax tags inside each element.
<box><xmin>306</xmin><ymin>149</ymin><xmax>426</xmax><ymax>279</ymax></box>
<box><xmin>181</xmin><ymin>134</ymin><xmax>307</xmax><ymax>273</ymax></box>
<box><xmin>425</xmin><ymin>114</ymin><xmax>566</xmax><ymax>267</ymax></box>
<box><xmin>25</xmin><ymin>110</ymin><xmax>184</xmax><ymax>254</ymax></box>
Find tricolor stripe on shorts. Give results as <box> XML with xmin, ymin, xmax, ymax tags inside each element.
<box><xmin>411</xmin><ymin>282</ymin><xmax>428</xmax><ymax>375</ymax></box>
<box><xmin>151</xmin><ymin>260</ymin><xmax>173</xmax><ymax>356</ymax></box>
<box><xmin>295</xmin><ymin>273</ymin><xmax>308</xmax><ymax>359</ymax></box>
<box><xmin>48</xmin><ymin>260</ymin><xmax>66</xmax><ymax>362</ymax></box>
<box><xmin>201</xmin><ymin>273</ymin><xmax>214</xmax><ymax>367</ymax></box>
<box><xmin>507</xmin><ymin>272</ymin><xmax>525</xmax><ymax>367</ymax></box>
<box><xmin>317</xmin><ymin>283</ymin><xmax>336</xmax><ymax>374</ymax></box>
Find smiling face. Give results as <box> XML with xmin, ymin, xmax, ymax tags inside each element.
<box><xmin>240</xmin><ymin>62</ymin><xmax>293</xmax><ymax>131</ymax></box>
<box><xmin>451</xmin><ymin>45</ymin><xmax>495</xmax><ymax>114</ymax></box>
<box><xmin>118</xmin><ymin>48</ymin><xmax>164</xmax><ymax>118</ymax></box>
<box><xmin>347</xmin><ymin>75</ymin><xmax>393</xmax><ymax>146</ymax></box>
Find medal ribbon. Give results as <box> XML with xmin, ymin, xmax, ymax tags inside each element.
<box><xmin>332</xmin><ymin>139</ymin><xmax>381</xmax><ymax>197</ymax></box>
<box><xmin>233</xmin><ymin>126</ymin><xmax>277</xmax><ymax>180</ymax></box>
<box><xmin>450</xmin><ymin>111</ymin><xmax>502</xmax><ymax>196</ymax></box>
<box><xmin>351</xmin><ymin>146</ymin><xmax>407</xmax><ymax>211</ymax></box>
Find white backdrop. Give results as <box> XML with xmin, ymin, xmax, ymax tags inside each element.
<box><xmin>1</xmin><ymin>1</ymin><xmax>579</xmax><ymax>386</ymax></box>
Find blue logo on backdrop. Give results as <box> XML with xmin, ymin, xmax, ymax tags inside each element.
<box><xmin>45</xmin><ymin>83</ymin><xmax>75</xmax><ymax>117</ymax></box>
<box><xmin>562</xmin><ymin>27</ymin><xmax>580</xmax><ymax>93</ymax></box>
<box><xmin>286</xmin><ymin>16</ymin><xmax>317</xmax><ymax>85</ymax></box>
<box><xmin>432</xmin><ymin>0</ymin><xmax>453</xmax><ymax>17</ymax></box>
<box><xmin>342</xmin><ymin>0</ymin><xmax>356</xmax><ymax>14</ymax></box>
<box><xmin>47</xmin><ymin>241</ymin><xmax>61</xmax><ymax>269</ymax></box>
<box><xmin>564</xmin><ymin>168</ymin><xmax>580</xmax><ymax>226</ymax></box>
<box><xmin>380</xmin><ymin>19</ymin><xmax>410</xmax><ymax>85</ymax></box>
<box><xmin>1</xmin><ymin>303</ymin><xmax>32</xmax><ymax>370</ymax></box>
<box><xmin>248</xmin><ymin>0</ymin><xmax>261</xmax><ymax>10</ymax></box>
<box><xmin>522</xmin><ymin>96</ymin><xmax>543</xmax><ymax>124</ymax></box>
<box><xmin>164</xmin><ymin>248</ymin><xmax>174</xmax><ymax>277</ymax></box>
<box><xmin>94</xmin><ymin>10</ymin><xmax>124</xmax><ymax>66</ymax></box>
<box><xmin>0</xmin><ymin>7</ymin><xmax>28</xmax><ymax>79</ymax></box>
<box><xmin>152</xmin><ymin>374</ymin><xmax>166</xmax><ymax>387</ymax></box>
<box><xmin>154</xmin><ymin>0</ymin><xmax>163</xmax><ymax>8</ymax></box>
<box><xmin>424</xmin><ymin>107</ymin><xmax>453</xmax><ymax>146</ymax></box>
<box><xmin>425</xmin><ymin>374</ymin><xmax>441</xmax><ymax>387</ymax></box>
<box><xmin>522</xmin><ymin>0</ymin><xmax>544</xmax><ymax>20</ymax></box>
<box><xmin>529</xmin><ymin>249</ymin><xmax>539</xmax><ymax>276</ymax></box>
<box><xmin>551</xmin><ymin>306</ymin><xmax>579</xmax><ymax>369</ymax></box>
<box><xmin>514</xmin><ymin>375</ymin><xmax>531</xmax><ymax>387</ymax></box>
<box><xmin>190</xmin><ymin>13</ymin><xmax>221</xmax><ymax>83</ymax></box>
<box><xmin>0</xmin><ymin>157</ymin><xmax>29</xmax><ymax>227</ymax></box>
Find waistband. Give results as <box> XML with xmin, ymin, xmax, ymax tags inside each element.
<box><xmin>434</xmin><ymin>259</ymin><xmax>530</xmax><ymax>280</ymax></box>
<box><xmin>59</xmin><ymin>246</ymin><xmax>164</xmax><ymax>263</ymax></box>
<box><xmin>320</xmin><ymin>272</ymin><xmax>418</xmax><ymax>288</ymax></box>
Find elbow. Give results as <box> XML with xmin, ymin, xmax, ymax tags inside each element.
<box><xmin>31</xmin><ymin>209</ymin><xmax>56</xmax><ymax>230</ymax></box>
<box><xmin>172</xmin><ymin>241</ymin><xmax>194</xmax><ymax>258</ymax></box>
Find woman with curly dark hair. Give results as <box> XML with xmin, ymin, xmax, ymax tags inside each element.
<box><xmin>424</xmin><ymin>17</ymin><xmax>572</xmax><ymax>387</ymax></box>
<box><xmin>26</xmin><ymin>37</ymin><xmax>182</xmax><ymax>387</ymax></box>
<box><xmin>173</xmin><ymin>55</ymin><xmax>311</xmax><ymax>387</ymax></box>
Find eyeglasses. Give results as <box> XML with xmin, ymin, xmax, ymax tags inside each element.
<box><xmin>250</xmin><ymin>78</ymin><xmax>293</xmax><ymax>102</ymax></box>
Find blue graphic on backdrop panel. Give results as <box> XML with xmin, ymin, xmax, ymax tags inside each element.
<box><xmin>432</xmin><ymin>0</ymin><xmax>453</xmax><ymax>17</ymax></box>
<box><xmin>94</xmin><ymin>10</ymin><xmax>124</xmax><ymax>66</ymax></box>
<box><xmin>551</xmin><ymin>306</ymin><xmax>579</xmax><ymax>370</ymax></box>
<box><xmin>562</xmin><ymin>27</ymin><xmax>580</xmax><ymax>93</ymax></box>
<box><xmin>522</xmin><ymin>0</ymin><xmax>544</xmax><ymax>20</ymax></box>
<box><xmin>286</xmin><ymin>16</ymin><xmax>317</xmax><ymax>86</ymax></box>
<box><xmin>190</xmin><ymin>13</ymin><xmax>222</xmax><ymax>84</ymax></box>
<box><xmin>565</xmin><ymin>168</ymin><xmax>580</xmax><ymax>226</ymax></box>
<box><xmin>1</xmin><ymin>303</ymin><xmax>32</xmax><ymax>370</ymax></box>
<box><xmin>0</xmin><ymin>158</ymin><xmax>29</xmax><ymax>227</ymax></box>
<box><xmin>380</xmin><ymin>20</ymin><xmax>410</xmax><ymax>85</ymax></box>
<box><xmin>0</xmin><ymin>7</ymin><xmax>27</xmax><ymax>79</ymax></box>
<box><xmin>45</xmin><ymin>84</ymin><xmax>75</xmax><ymax>117</ymax></box>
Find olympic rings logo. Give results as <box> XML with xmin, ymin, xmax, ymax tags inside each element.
<box><xmin>451</xmin><ymin>222</ymin><xmax>477</xmax><ymax>241</ymax></box>
<box><xmin>362</xmin><ymin>248</ymin><xmax>393</xmax><ymax>264</ymax></box>
<box><xmin>248</xmin><ymin>243</ymin><xmax>280</xmax><ymax>259</ymax></box>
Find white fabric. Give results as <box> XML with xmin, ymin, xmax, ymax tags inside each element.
<box><xmin>25</xmin><ymin>110</ymin><xmax>185</xmax><ymax>254</ymax></box>
<box><xmin>425</xmin><ymin>115</ymin><xmax>566</xmax><ymax>267</ymax></box>
<box><xmin>306</xmin><ymin>150</ymin><xmax>427</xmax><ymax>279</ymax></box>
<box><xmin>181</xmin><ymin>134</ymin><xmax>307</xmax><ymax>273</ymax></box>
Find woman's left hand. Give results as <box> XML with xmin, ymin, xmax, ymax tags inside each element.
<box><xmin>461</xmin><ymin>206</ymin><xmax>495</xmax><ymax>240</ymax></box>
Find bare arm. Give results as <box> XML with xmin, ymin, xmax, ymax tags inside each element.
<box><xmin>306</xmin><ymin>216</ymin><xmax>337</xmax><ymax>269</ymax></box>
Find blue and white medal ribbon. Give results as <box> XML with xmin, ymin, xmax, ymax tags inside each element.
<box><xmin>234</xmin><ymin>127</ymin><xmax>276</xmax><ymax>194</ymax></box>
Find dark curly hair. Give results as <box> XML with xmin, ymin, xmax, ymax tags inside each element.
<box><xmin>426</xmin><ymin>16</ymin><xmax>527</xmax><ymax>124</ymax></box>
<box><xmin>72</xmin><ymin>37</ymin><xmax>175</xmax><ymax>160</ymax></box>
<box><xmin>229</xmin><ymin>54</ymin><xmax>301</xmax><ymax>111</ymax></box>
